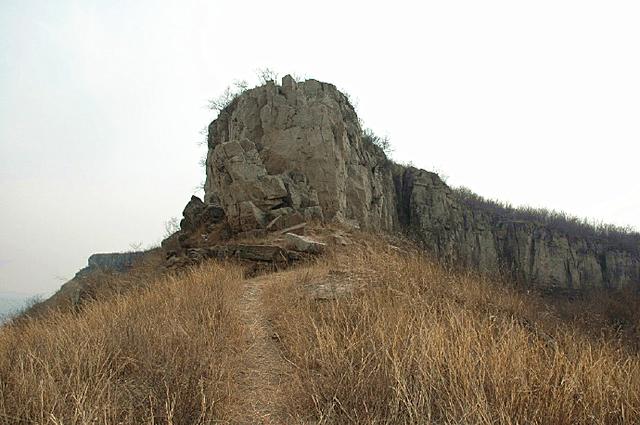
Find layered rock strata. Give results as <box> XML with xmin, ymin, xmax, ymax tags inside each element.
<box><xmin>178</xmin><ymin>75</ymin><xmax>639</xmax><ymax>289</ymax></box>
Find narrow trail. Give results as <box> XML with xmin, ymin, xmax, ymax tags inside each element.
<box><xmin>235</xmin><ymin>274</ymin><xmax>290</xmax><ymax>424</ymax></box>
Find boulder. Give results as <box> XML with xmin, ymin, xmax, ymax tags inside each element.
<box><xmin>237</xmin><ymin>201</ymin><xmax>266</xmax><ymax>230</ymax></box>
<box><xmin>235</xmin><ymin>244</ymin><xmax>287</xmax><ymax>262</ymax></box>
<box><xmin>180</xmin><ymin>195</ymin><xmax>225</xmax><ymax>233</ymax></box>
<box><xmin>284</xmin><ymin>233</ymin><xmax>326</xmax><ymax>254</ymax></box>
<box><xmin>180</xmin><ymin>196</ymin><xmax>205</xmax><ymax>232</ymax></box>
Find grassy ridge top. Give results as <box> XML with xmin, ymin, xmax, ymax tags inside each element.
<box><xmin>1</xmin><ymin>231</ymin><xmax>639</xmax><ymax>423</ymax></box>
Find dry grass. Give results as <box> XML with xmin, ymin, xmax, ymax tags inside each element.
<box><xmin>15</xmin><ymin>249</ymin><xmax>167</xmax><ymax>321</ymax></box>
<box><xmin>0</xmin><ymin>261</ymin><xmax>245</xmax><ymax>425</ymax></box>
<box><xmin>265</xmin><ymin>237</ymin><xmax>640</xmax><ymax>424</ymax></box>
<box><xmin>2</xmin><ymin>232</ymin><xmax>639</xmax><ymax>424</ymax></box>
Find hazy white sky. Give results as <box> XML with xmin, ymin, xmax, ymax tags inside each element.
<box><xmin>1</xmin><ymin>0</ymin><xmax>639</xmax><ymax>294</ymax></box>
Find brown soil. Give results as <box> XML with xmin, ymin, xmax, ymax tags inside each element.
<box><xmin>234</xmin><ymin>274</ymin><xmax>291</xmax><ymax>424</ymax></box>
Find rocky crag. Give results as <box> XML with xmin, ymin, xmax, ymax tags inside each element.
<box><xmin>173</xmin><ymin>75</ymin><xmax>639</xmax><ymax>290</ymax></box>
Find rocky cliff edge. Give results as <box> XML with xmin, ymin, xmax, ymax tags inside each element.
<box><xmin>172</xmin><ymin>75</ymin><xmax>639</xmax><ymax>290</ymax></box>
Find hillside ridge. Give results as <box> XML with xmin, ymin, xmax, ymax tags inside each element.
<box><xmin>171</xmin><ymin>75</ymin><xmax>639</xmax><ymax>289</ymax></box>
<box><xmin>4</xmin><ymin>227</ymin><xmax>640</xmax><ymax>423</ymax></box>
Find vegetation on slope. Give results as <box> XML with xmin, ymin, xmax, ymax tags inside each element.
<box><xmin>1</xmin><ymin>231</ymin><xmax>639</xmax><ymax>424</ymax></box>
<box><xmin>0</xmin><ymin>262</ymin><xmax>244</xmax><ymax>424</ymax></box>
<box><xmin>265</xmin><ymin>235</ymin><xmax>640</xmax><ymax>424</ymax></box>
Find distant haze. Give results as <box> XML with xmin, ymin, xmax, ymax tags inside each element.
<box><xmin>1</xmin><ymin>0</ymin><xmax>639</xmax><ymax>294</ymax></box>
<box><xmin>0</xmin><ymin>292</ymin><xmax>33</xmax><ymax>322</ymax></box>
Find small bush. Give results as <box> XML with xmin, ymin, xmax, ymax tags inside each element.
<box><xmin>207</xmin><ymin>80</ymin><xmax>248</xmax><ymax>111</ymax></box>
<box><xmin>362</xmin><ymin>127</ymin><xmax>392</xmax><ymax>156</ymax></box>
<box><xmin>256</xmin><ymin>67</ymin><xmax>279</xmax><ymax>84</ymax></box>
<box><xmin>164</xmin><ymin>217</ymin><xmax>180</xmax><ymax>238</ymax></box>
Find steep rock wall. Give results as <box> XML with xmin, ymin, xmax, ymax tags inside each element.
<box><xmin>397</xmin><ymin>168</ymin><xmax>640</xmax><ymax>289</ymax></box>
<box><xmin>200</xmin><ymin>76</ymin><xmax>640</xmax><ymax>289</ymax></box>
<box><xmin>205</xmin><ymin>75</ymin><xmax>398</xmax><ymax>232</ymax></box>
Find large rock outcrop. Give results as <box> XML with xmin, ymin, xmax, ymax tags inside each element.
<box><xmin>395</xmin><ymin>168</ymin><xmax>640</xmax><ymax>289</ymax></box>
<box><xmin>185</xmin><ymin>75</ymin><xmax>639</xmax><ymax>290</ymax></box>
<box><xmin>204</xmin><ymin>75</ymin><xmax>398</xmax><ymax>232</ymax></box>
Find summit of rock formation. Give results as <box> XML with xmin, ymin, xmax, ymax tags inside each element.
<box><xmin>170</xmin><ymin>75</ymin><xmax>640</xmax><ymax>290</ymax></box>
<box><xmin>204</xmin><ymin>75</ymin><xmax>397</xmax><ymax>233</ymax></box>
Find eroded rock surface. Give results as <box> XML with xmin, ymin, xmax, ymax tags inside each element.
<box><xmin>204</xmin><ymin>75</ymin><xmax>398</xmax><ymax>232</ymax></box>
<box><xmin>174</xmin><ymin>75</ymin><xmax>639</xmax><ymax>290</ymax></box>
<box><xmin>82</xmin><ymin>252</ymin><xmax>145</xmax><ymax>276</ymax></box>
<box><xmin>284</xmin><ymin>233</ymin><xmax>326</xmax><ymax>254</ymax></box>
<box><xmin>395</xmin><ymin>168</ymin><xmax>640</xmax><ymax>289</ymax></box>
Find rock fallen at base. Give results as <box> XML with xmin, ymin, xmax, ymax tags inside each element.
<box><xmin>170</xmin><ymin>242</ymin><xmax>319</xmax><ymax>269</ymax></box>
<box><xmin>284</xmin><ymin>233</ymin><xmax>327</xmax><ymax>254</ymax></box>
<box><xmin>235</xmin><ymin>244</ymin><xmax>287</xmax><ymax>262</ymax></box>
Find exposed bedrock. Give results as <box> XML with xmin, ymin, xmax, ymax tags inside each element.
<box><xmin>204</xmin><ymin>75</ymin><xmax>398</xmax><ymax>232</ymax></box>
<box><xmin>183</xmin><ymin>75</ymin><xmax>639</xmax><ymax>289</ymax></box>
<box><xmin>396</xmin><ymin>168</ymin><xmax>639</xmax><ymax>289</ymax></box>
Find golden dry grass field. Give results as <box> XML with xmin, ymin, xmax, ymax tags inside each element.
<box><xmin>1</xmin><ymin>232</ymin><xmax>639</xmax><ymax>424</ymax></box>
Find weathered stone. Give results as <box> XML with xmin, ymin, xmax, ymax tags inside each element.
<box><xmin>205</xmin><ymin>75</ymin><xmax>395</xmax><ymax>232</ymax></box>
<box><xmin>396</xmin><ymin>167</ymin><xmax>640</xmax><ymax>289</ymax></box>
<box><xmin>266</xmin><ymin>215</ymin><xmax>283</xmax><ymax>230</ymax></box>
<box><xmin>161</xmin><ymin>233</ymin><xmax>180</xmax><ymax>251</ymax></box>
<box><xmin>286</xmin><ymin>250</ymin><xmax>305</xmax><ymax>261</ymax></box>
<box><xmin>282</xmin><ymin>74</ymin><xmax>297</xmax><ymax>95</ymax></box>
<box><xmin>282</xmin><ymin>211</ymin><xmax>304</xmax><ymax>228</ymax></box>
<box><xmin>269</xmin><ymin>207</ymin><xmax>294</xmax><ymax>218</ymax></box>
<box><xmin>285</xmin><ymin>233</ymin><xmax>326</xmax><ymax>254</ymax></box>
<box><xmin>235</xmin><ymin>244</ymin><xmax>287</xmax><ymax>262</ymax></box>
<box><xmin>88</xmin><ymin>252</ymin><xmax>145</xmax><ymax>272</ymax></box>
<box><xmin>202</xmin><ymin>204</ymin><xmax>225</xmax><ymax>224</ymax></box>
<box><xmin>179</xmin><ymin>195</ymin><xmax>225</xmax><ymax>236</ymax></box>
<box><xmin>278</xmin><ymin>222</ymin><xmax>307</xmax><ymax>235</ymax></box>
<box><xmin>237</xmin><ymin>201</ymin><xmax>266</xmax><ymax>231</ymax></box>
<box><xmin>191</xmin><ymin>75</ymin><xmax>639</xmax><ymax>289</ymax></box>
<box><xmin>303</xmin><ymin>206</ymin><xmax>324</xmax><ymax>222</ymax></box>
<box><xmin>236</xmin><ymin>229</ymin><xmax>268</xmax><ymax>240</ymax></box>
<box><xmin>265</xmin><ymin>211</ymin><xmax>306</xmax><ymax>232</ymax></box>
<box><xmin>281</xmin><ymin>172</ymin><xmax>321</xmax><ymax>211</ymax></box>
<box><xmin>205</xmin><ymin>245</ymin><xmax>234</xmax><ymax>260</ymax></box>
<box><xmin>71</xmin><ymin>250</ymin><xmax>147</xmax><ymax>281</ymax></box>
<box><xmin>165</xmin><ymin>255</ymin><xmax>188</xmax><ymax>269</ymax></box>
<box><xmin>180</xmin><ymin>196</ymin><xmax>205</xmax><ymax>232</ymax></box>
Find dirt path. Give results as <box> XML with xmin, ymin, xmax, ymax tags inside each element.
<box><xmin>235</xmin><ymin>274</ymin><xmax>290</xmax><ymax>424</ymax></box>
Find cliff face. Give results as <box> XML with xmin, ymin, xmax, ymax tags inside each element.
<box><xmin>204</xmin><ymin>75</ymin><xmax>398</xmax><ymax>233</ymax></box>
<box><xmin>86</xmin><ymin>252</ymin><xmax>145</xmax><ymax>273</ymax></box>
<box><xmin>396</xmin><ymin>168</ymin><xmax>640</xmax><ymax>289</ymax></box>
<box><xmin>199</xmin><ymin>76</ymin><xmax>640</xmax><ymax>289</ymax></box>
<box><xmin>55</xmin><ymin>252</ymin><xmax>148</xmax><ymax>283</ymax></box>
